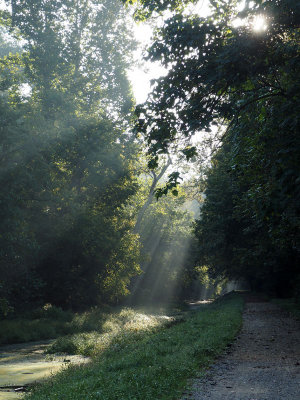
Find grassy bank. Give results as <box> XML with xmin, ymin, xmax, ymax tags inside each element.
<box><xmin>0</xmin><ymin>304</ymin><xmax>184</xmax><ymax>346</ymax></box>
<box><xmin>272</xmin><ymin>298</ymin><xmax>300</xmax><ymax>320</ymax></box>
<box><xmin>46</xmin><ymin>307</ymin><xmax>175</xmax><ymax>357</ymax></box>
<box><xmin>0</xmin><ymin>306</ymin><xmax>106</xmax><ymax>345</ymax></box>
<box><xmin>25</xmin><ymin>293</ymin><xmax>244</xmax><ymax>400</ymax></box>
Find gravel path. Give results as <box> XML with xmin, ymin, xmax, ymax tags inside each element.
<box><xmin>182</xmin><ymin>302</ymin><xmax>300</xmax><ymax>400</ymax></box>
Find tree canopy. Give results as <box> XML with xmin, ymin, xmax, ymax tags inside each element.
<box><xmin>0</xmin><ymin>0</ymin><xmax>299</xmax><ymax>314</ymax></box>
<box><xmin>129</xmin><ymin>0</ymin><xmax>300</xmax><ymax>296</ymax></box>
<box><xmin>0</xmin><ymin>0</ymin><xmax>142</xmax><ymax>311</ymax></box>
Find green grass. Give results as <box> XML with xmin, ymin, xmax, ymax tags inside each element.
<box><xmin>0</xmin><ymin>308</ymin><xmax>70</xmax><ymax>345</ymax></box>
<box><xmin>0</xmin><ymin>305</ymin><xmax>111</xmax><ymax>345</ymax></box>
<box><xmin>0</xmin><ymin>303</ymin><xmax>186</xmax><ymax>347</ymax></box>
<box><xmin>272</xmin><ymin>298</ymin><xmax>300</xmax><ymax>320</ymax></box>
<box><xmin>25</xmin><ymin>293</ymin><xmax>244</xmax><ymax>400</ymax></box>
<box><xmin>46</xmin><ymin>307</ymin><xmax>175</xmax><ymax>356</ymax></box>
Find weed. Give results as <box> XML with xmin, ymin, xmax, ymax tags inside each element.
<box><xmin>25</xmin><ymin>293</ymin><xmax>244</xmax><ymax>400</ymax></box>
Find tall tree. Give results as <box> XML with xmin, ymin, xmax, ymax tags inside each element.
<box><xmin>125</xmin><ymin>0</ymin><xmax>300</xmax><ymax>295</ymax></box>
<box><xmin>0</xmin><ymin>0</ymin><xmax>141</xmax><ymax>310</ymax></box>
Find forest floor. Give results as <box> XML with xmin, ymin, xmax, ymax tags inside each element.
<box><xmin>181</xmin><ymin>299</ymin><xmax>300</xmax><ymax>400</ymax></box>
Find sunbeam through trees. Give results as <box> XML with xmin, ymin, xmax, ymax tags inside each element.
<box><xmin>0</xmin><ymin>0</ymin><xmax>299</xmax><ymax>318</ymax></box>
<box><xmin>0</xmin><ymin>1</ymin><xmax>299</xmax><ymax>399</ymax></box>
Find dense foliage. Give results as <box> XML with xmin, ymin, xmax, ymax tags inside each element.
<box><xmin>1</xmin><ymin>0</ymin><xmax>298</xmax><ymax>316</ymax></box>
<box><xmin>131</xmin><ymin>0</ymin><xmax>300</xmax><ymax>296</ymax></box>
<box><xmin>0</xmin><ymin>0</ymin><xmax>204</xmax><ymax>315</ymax></box>
<box><xmin>0</xmin><ymin>0</ymin><xmax>141</xmax><ymax>312</ymax></box>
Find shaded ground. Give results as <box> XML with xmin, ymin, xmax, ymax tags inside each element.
<box><xmin>182</xmin><ymin>301</ymin><xmax>300</xmax><ymax>400</ymax></box>
<box><xmin>0</xmin><ymin>340</ymin><xmax>89</xmax><ymax>399</ymax></box>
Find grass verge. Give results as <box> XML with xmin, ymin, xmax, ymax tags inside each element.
<box><xmin>25</xmin><ymin>293</ymin><xmax>244</xmax><ymax>400</ymax></box>
<box><xmin>272</xmin><ymin>298</ymin><xmax>300</xmax><ymax>320</ymax></box>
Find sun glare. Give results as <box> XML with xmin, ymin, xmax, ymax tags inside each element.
<box><xmin>129</xmin><ymin>0</ymin><xmax>212</xmax><ymax>104</ymax></box>
<box><xmin>252</xmin><ymin>15</ymin><xmax>267</xmax><ymax>32</ymax></box>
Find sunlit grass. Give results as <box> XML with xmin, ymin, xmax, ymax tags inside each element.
<box><xmin>47</xmin><ymin>308</ymin><xmax>175</xmax><ymax>357</ymax></box>
<box><xmin>25</xmin><ymin>293</ymin><xmax>244</xmax><ymax>400</ymax></box>
<box><xmin>0</xmin><ymin>304</ymin><xmax>180</xmax><ymax>347</ymax></box>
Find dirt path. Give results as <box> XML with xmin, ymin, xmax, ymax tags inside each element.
<box><xmin>182</xmin><ymin>301</ymin><xmax>300</xmax><ymax>400</ymax></box>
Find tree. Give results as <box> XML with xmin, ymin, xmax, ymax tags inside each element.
<box><xmin>133</xmin><ymin>154</ymin><xmax>172</xmax><ymax>233</ymax></box>
<box><xmin>126</xmin><ymin>0</ymin><xmax>300</xmax><ymax>295</ymax></box>
<box><xmin>0</xmin><ymin>0</ymin><xmax>142</xmax><ymax>310</ymax></box>
<box><xmin>130</xmin><ymin>0</ymin><xmax>298</xmax><ymax>165</ymax></box>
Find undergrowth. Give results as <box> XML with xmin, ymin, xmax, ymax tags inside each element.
<box><xmin>46</xmin><ymin>308</ymin><xmax>174</xmax><ymax>356</ymax></box>
<box><xmin>0</xmin><ymin>305</ymin><xmax>109</xmax><ymax>345</ymax></box>
<box><xmin>25</xmin><ymin>293</ymin><xmax>244</xmax><ymax>400</ymax></box>
<box><xmin>272</xmin><ymin>298</ymin><xmax>300</xmax><ymax>320</ymax></box>
<box><xmin>0</xmin><ymin>303</ymin><xmax>184</xmax><ymax>346</ymax></box>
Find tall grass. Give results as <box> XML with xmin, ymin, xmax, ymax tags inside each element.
<box><xmin>0</xmin><ymin>304</ymin><xmax>177</xmax><ymax>346</ymax></box>
<box><xmin>46</xmin><ymin>308</ymin><xmax>174</xmax><ymax>356</ymax></box>
<box><xmin>25</xmin><ymin>293</ymin><xmax>244</xmax><ymax>400</ymax></box>
<box><xmin>0</xmin><ymin>305</ymin><xmax>108</xmax><ymax>345</ymax></box>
